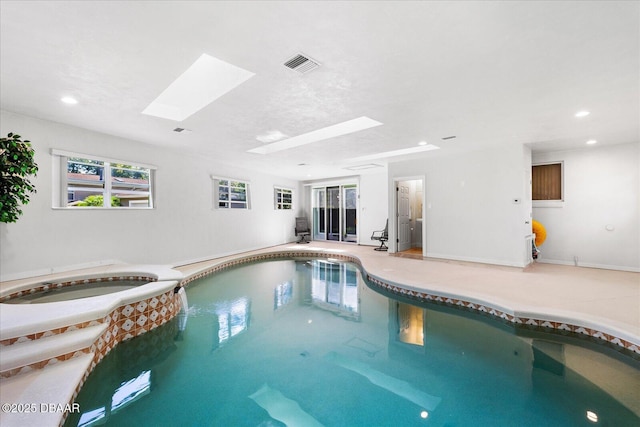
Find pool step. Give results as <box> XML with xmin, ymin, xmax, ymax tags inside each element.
<box><xmin>0</xmin><ymin>324</ymin><xmax>107</xmax><ymax>376</ymax></box>
<box><xmin>0</xmin><ymin>353</ymin><xmax>94</xmax><ymax>427</ymax></box>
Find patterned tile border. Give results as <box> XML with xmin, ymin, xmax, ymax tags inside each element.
<box><xmin>0</xmin><ymin>289</ymin><xmax>182</xmax><ymax>380</ymax></box>
<box><xmin>365</xmin><ymin>275</ymin><xmax>640</xmax><ymax>356</ymax></box>
<box><xmin>180</xmin><ymin>251</ymin><xmax>362</xmax><ymax>287</ymax></box>
<box><xmin>0</xmin><ymin>276</ymin><xmax>156</xmax><ymax>303</ymax></box>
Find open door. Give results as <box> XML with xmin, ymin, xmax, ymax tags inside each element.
<box><xmin>397</xmin><ymin>181</ymin><xmax>411</xmax><ymax>252</ymax></box>
<box><xmin>395</xmin><ymin>178</ymin><xmax>424</xmax><ymax>254</ymax></box>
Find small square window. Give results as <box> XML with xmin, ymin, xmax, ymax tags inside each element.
<box><xmin>214</xmin><ymin>178</ymin><xmax>250</xmax><ymax>209</ymax></box>
<box><xmin>274</xmin><ymin>187</ymin><xmax>293</xmax><ymax>210</ymax></box>
<box><xmin>532</xmin><ymin>163</ymin><xmax>562</xmax><ymax>201</ymax></box>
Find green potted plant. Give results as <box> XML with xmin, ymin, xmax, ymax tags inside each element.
<box><xmin>0</xmin><ymin>133</ymin><xmax>38</xmax><ymax>223</ymax></box>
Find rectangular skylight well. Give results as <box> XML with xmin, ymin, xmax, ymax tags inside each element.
<box><xmin>346</xmin><ymin>145</ymin><xmax>440</xmax><ymax>163</ymax></box>
<box><xmin>256</xmin><ymin>130</ymin><xmax>288</xmax><ymax>143</ymax></box>
<box><xmin>248</xmin><ymin>116</ymin><xmax>383</xmax><ymax>155</ymax></box>
<box><xmin>345</xmin><ymin>164</ymin><xmax>383</xmax><ymax>171</ymax></box>
<box><xmin>142</xmin><ymin>53</ymin><xmax>255</xmax><ymax>122</ymax></box>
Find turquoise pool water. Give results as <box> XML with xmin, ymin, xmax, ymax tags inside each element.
<box><xmin>65</xmin><ymin>259</ymin><xmax>639</xmax><ymax>426</ymax></box>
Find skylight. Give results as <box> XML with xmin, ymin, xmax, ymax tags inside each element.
<box><xmin>344</xmin><ymin>163</ymin><xmax>383</xmax><ymax>171</ymax></box>
<box><xmin>142</xmin><ymin>54</ymin><xmax>254</xmax><ymax>122</ymax></box>
<box><xmin>61</xmin><ymin>96</ymin><xmax>78</xmax><ymax>105</ymax></box>
<box><xmin>248</xmin><ymin>116</ymin><xmax>383</xmax><ymax>155</ymax></box>
<box><xmin>346</xmin><ymin>144</ymin><xmax>440</xmax><ymax>162</ymax></box>
<box><xmin>256</xmin><ymin>130</ymin><xmax>288</xmax><ymax>143</ymax></box>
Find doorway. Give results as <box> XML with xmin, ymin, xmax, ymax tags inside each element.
<box><xmin>395</xmin><ymin>178</ymin><xmax>424</xmax><ymax>255</ymax></box>
<box><xmin>312</xmin><ymin>184</ymin><xmax>358</xmax><ymax>243</ymax></box>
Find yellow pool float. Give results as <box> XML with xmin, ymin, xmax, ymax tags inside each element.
<box><xmin>532</xmin><ymin>220</ymin><xmax>547</xmax><ymax>246</ymax></box>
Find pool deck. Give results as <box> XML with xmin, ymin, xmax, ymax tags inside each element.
<box><xmin>1</xmin><ymin>241</ymin><xmax>639</xmax><ymax>426</ymax></box>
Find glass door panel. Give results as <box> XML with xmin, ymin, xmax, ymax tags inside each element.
<box><xmin>343</xmin><ymin>186</ymin><xmax>357</xmax><ymax>242</ymax></box>
<box><xmin>312</xmin><ymin>188</ymin><xmax>325</xmax><ymax>240</ymax></box>
<box><xmin>327</xmin><ymin>186</ymin><xmax>340</xmax><ymax>241</ymax></box>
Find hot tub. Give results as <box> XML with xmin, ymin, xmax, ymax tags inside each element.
<box><xmin>3</xmin><ymin>278</ymin><xmax>153</xmax><ymax>304</ymax></box>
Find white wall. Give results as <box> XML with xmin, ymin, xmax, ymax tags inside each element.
<box><xmin>0</xmin><ymin>111</ymin><xmax>301</xmax><ymax>280</ymax></box>
<box><xmin>389</xmin><ymin>144</ymin><xmax>532</xmax><ymax>267</ymax></box>
<box><xmin>357</xmin><ymin>171</ymin><xmax>388</xmax><ymax>246</ymax></box>
<box><xmin>532</xmin><ymin>142</ymin><xmax>640</xmax><ymax>271</ymax></box>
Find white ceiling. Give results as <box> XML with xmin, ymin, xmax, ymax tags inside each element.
<box><xmin>1</xmin><ymin>1</ymin><xmax>638</xmax><ymax>181</ymax></box>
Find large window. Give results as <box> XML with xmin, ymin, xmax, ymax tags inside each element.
<box><xmin>213</xmin><ymin>177</ymin><xmax>250</xmax><ymax>209</ymax></box>
<box><xmin>53</xmin><ymin>150</ymin><xmax>155</xmax><ymax>208</ymax></box>
<box><xmin>274</xmin><ymin>187</ymin><xmax>292</xmax><ymax>210</ymax></box>
<box><xmin>532</xmin><ymin>162</ymin><xmax>562</xmax><ymax>201</ymax></box>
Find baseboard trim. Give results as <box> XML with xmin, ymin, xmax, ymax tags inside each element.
<box><xmin>536</xmin><ymin>258</ymin><xmax>640</xmax><ymax>273</ymax></box>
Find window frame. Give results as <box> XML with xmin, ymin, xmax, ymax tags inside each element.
<box><xmin>274</xmin><ymin>186</ymin><xmax>293</xmax><ymax>210</ymax></box>
<box><xmin>52</xmin><ymin>149</ymin><xmax>156</xmax><ymax>209</ymax></box>
<box><xmin>532</xmin><ymin>161</ymin><xmax>564</xmax><ymax>208</ymax></box>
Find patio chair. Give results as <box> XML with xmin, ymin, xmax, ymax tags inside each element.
<box><xmin>371</xmin><ymin>219</ymin><xmax>389</xmax><ymax>251</ymax></box>
<box><xmin>295</xmin><ymin>217</ymin><xmax>311</xmax><ymax>243</ymax></box>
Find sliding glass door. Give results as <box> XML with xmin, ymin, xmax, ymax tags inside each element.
<box><xmin>312</xmin><ymin>184</ymin><xmax>357</xmax><ymax>242</ymax></box>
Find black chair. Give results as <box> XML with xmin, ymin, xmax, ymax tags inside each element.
<box><xmin>295</xmin><ymin>217</ymin><xmax>311</xmax><ymax>243</ymax></box>
<box><xmin>371</xmin><ymin>219</ymin><xmax>389</xmax><ymax>251</ymax></box>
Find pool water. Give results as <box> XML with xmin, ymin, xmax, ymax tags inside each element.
<box><xmin>65</xmin><ymin>260</ymin><xmax>640</xmax><ymax>426</ymax></box>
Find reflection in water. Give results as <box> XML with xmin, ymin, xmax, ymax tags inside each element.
<box><xmin>212</xmin><ymin>297</ymin><xmax>251</xmax><ymax>350</ymax></box>
<box><xmin>308</xmin><ymin>260</ymin><xmax>359</xmax><ymax>320</ymax></box>
<box><xmin>274</xmin><ymin>281</ymin><xmax>293</xmax><ymax>310</ymax></box>
<box><xmin>78</xmin><ymin>370</ymin><xmax>152</xmax><ymax>427</ymax></box>
<box><xmin>110</xmin><ymin>370</ymin><xmax>152</xmax><ymax>414</ymax></box>
<box><xmin>395</xmin><ymin>302</ymin><xmax>425</xmax><ymax>347</ymax></box>
<box><xmin>66</xmin><ymin>260</ymin><xmax>640</xmax><ymax>427</ymax></box>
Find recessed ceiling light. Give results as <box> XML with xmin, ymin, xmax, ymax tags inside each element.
<box><xmin>61</xmin><ymin>96</ymin><xmax>78</xmax><ymax>105</ymax></box>
<box><xmin>586</xmin><ymin>139</ymin><xmax>597</xmax><ymax>145</ymax></box>
<box><xmin>575</xmin><ymin>111</ymin><xmax>590</xmax><ymax>118</ymax></box>
<box><xmin>248</xmin><ymin>116</ymin><xmax>383</xmax><ymax>155</ymax></box>
<box><xmin>418</xmin><ymin>141</ymin><xmax>428</xmax><ymax>146</ymax></box>
<box><xmin>142</xmin><ymin>53</ymin><xmax>254</xmax><ymax>122</ymax></box>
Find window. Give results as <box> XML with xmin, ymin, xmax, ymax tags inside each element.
<box><xmin>52</xmin><ymin>150</ymin><xmax>155</xmax><ymax>208</ymax></box>
<box><xmin>274</xmin><ymin>187</ymin><xmax>292</xmax><ymax>210</ymax></box>
<box><xmin>213</xmin><ymin>177</ymin><xmax>250</xmax><ymax>209</ymax></box>
<box><xmin>532</xmin><ymin>162</ymin><xmax>562</xmax><ymax>201</ymax></box>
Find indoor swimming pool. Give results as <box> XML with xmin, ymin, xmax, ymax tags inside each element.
<box><xmin>64</xmin><ymin>259</ymin><xmax>639</xmax><ymax>426</ymax></box>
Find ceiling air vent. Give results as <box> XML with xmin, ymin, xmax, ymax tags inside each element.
<box><xmin>284</xmin><ymin>53</ymin><xmax>320</xmax><ymax>74</ymax></box>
